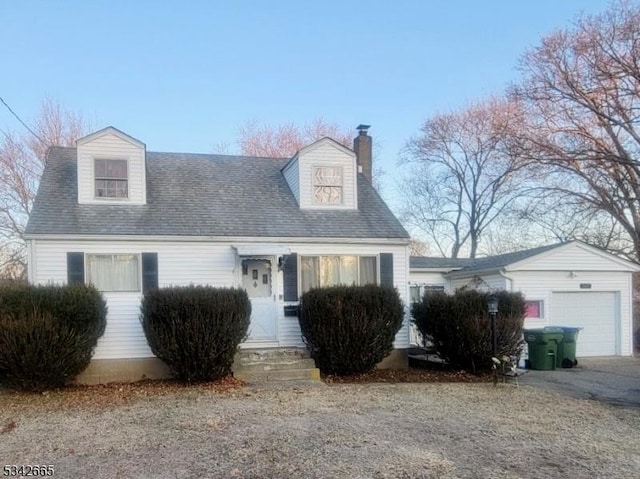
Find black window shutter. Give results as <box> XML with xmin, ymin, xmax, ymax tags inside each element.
<box><xmin>142</xmin><ymin>253</ymin><xmax>159</xmax><ymax>293</ymax></box>
<box><xmin>282</xmin><ymin>253</ymin><xmax>298</xmax><ymax>301</ymax></box>
<box><xmin>379</xmin><ymin>253</ymin><xmax>394</xmax><ymax>287</ymax></box>
<box><xmin>67</xmin><ymin>252</ymin><xmax>84</xmax><ymax>285</ymax></box>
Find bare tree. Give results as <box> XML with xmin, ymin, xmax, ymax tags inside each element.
<box><xmin>512</xmin><ymin>1</ymin><xmax>640</xmax><ymax>261</ymax></box>
<box><xmin>409</xmin><ymin>238</ymin><xmax>430</xmax><ymax>256</ymax></box>
<box><xmin>401</xmin><ymin>97</ymin><xmax>531</xmax><ymax>258</ymax></box>
<box><xmin>237</xmin><ymin>117</ymin><xmax>352</xmax><ymax>158</ymax></box>
<box><xmin>0</xmin><ymin>98</ymin><xmax>85</xmax><ymax>277</ymax></box>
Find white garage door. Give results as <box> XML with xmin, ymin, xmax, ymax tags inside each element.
<box><xmin>550</xmin><ymin>292</ymin><xmax>618</xmax><ymax>356</ymax></box>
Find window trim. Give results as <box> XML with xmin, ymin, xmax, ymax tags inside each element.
<box><xmin>93</xmin><ymin>158</ymin><xmax>130</xmax><ymax>200</ymax></box>
<box><xmin>85</xmin><ymin>253</ymin><xmax>141</xmax><ymax>292</ymax></box>
<box><xmin>298</xmin><ymin>254</ymin><xmax>379</xmax><ymax>294</ymax></box>
<box><xmin>524</xmin><ymin>299</ymin><xmax>545</xmax><ymax>319</ymax></box>
<box><xmin>409</xmin><ymin>283</ymin><xmax>447</xmax><ymax>304</ymax></box>
<box><xmin>311</xmin><ymin>165</ymin><xmax>344</xmax><ymax>205</ymax></box>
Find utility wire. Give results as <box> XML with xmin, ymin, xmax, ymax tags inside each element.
<box><xmin>0</xmin><ymin>96</ymin><xmax>46</xmax><ymax>145</ymax></box>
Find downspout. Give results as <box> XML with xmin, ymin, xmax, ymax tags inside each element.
<box><xmin>26</xmin><ymin>239</ymin><xmax>34</xmax><ymax>284</ymax></box>
<box><xmin>499</xmin><ymin>269</ymin><xmax>514</xmax><ymax>292</ymax></box>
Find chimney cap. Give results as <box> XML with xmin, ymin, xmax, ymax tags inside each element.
<box><xmin>356</xmin><ymin>124</ymin><xmax>371</xmax><ymax>132</ymax></box>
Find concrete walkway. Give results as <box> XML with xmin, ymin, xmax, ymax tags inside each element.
<box><xmin>519</xmin><ymin>356</ymin><xmax>640</xmax><ymax>407</ymax></box>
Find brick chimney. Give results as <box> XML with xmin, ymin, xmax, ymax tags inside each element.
<box><xmin>353</xmin><ymin>124</ymin><xmax>372</xmax><ymax>182</ymax></box>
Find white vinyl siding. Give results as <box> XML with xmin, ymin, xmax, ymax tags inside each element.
<box><xmin>297</xmin><ymin>140</ymin><xmax>357</xmax><ymax>210</ymax></box>
<box><xmin>509</xmin><ymin>270</ymin><xmax>633</xmax><ymax>356</ymax></box>
<box><xmin>30</xmin><ymin>239</ymin><xmax>410</xmax><ymax>358</ymax></box>
<box><xmin>31</xmin><ymin>241</ymin><xmax>237</xmax><ymax>359</ymax></box>
<box><xmin>77</xmin><ymin>131</ymin><xmax>146</xmax><ymax>205</ymax></box>
<box><xmin>513</xmin><ymin>243</ymin><xmax>635</xmax><ymax>272</ymax></box>
<box><xmin>282</xmin><ymin>159</ymin><xmax>300</xmax><ymax>204</ymax></box>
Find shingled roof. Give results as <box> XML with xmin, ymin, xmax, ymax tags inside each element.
<box><xmin>25</xmin><ymin>147</ymin><xmax>410</xmax><ymax>239</ymax></box>
<box><xmin>410</xmin><ymin>243</ymin><xmax>567</xmax><ymax>273</ymax></box>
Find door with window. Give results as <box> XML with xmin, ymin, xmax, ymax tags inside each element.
<box><xmin>241</xmin><ymin>258</ymin><xmax>278</xmax><ymax>341</ymax></box>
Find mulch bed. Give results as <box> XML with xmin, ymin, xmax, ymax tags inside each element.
<box><xmin>323</xmin><ymin>367</ymin><xmax>492</xmax><ymax>384</ymax></box>
<box><xmin>1</xmin><ymin>364</ymin><xmax>492</xmax><ymax>412</ymax></box>
<box><xmin>0</xmin><ymin>376</ymin><xmax>245</xmax><ymax>413</ymax></box>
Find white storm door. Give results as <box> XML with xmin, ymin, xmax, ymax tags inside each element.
<box><xmin>241</xmin><ymin>258</ymin><xmax>278</xmax><ymax>341</ymax></box>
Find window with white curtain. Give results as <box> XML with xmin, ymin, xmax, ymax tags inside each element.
<box><xmin>300</xmin><ymin>255</ymin><xmax>377</xmax><ymax>293</ymax></box>
<box><xmin>86</xmin><ymin>254</ymin><xmax>140</xmax><ymax>292</ymax></box>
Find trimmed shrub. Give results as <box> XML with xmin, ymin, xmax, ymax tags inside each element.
<box><xmin>140</xmin><ymin>286</ymin><xmax>251</xmax><ymax>382</ymax></box>
<box><xmin>412</xmin><ymin>289</ymin><xmax>525</xmax><ymax>374</ymax></box>
<box><xmin>0</xmin><ymin>284</ymin><xmax>107</xmax><ymax>391</ymax></box>
<box><xmin>298</xmin><ymin>284</ymin><xmax>404</xmax><ymax>375</ymax></box>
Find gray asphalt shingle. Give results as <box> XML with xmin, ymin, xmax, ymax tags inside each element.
<box><xmin>410</xmin><ymin>243</ymin><xmax>566</xmax><ymax>272</ymax></box>
<box><xmin>26</xmin><ymin>147</ymin><xmax>410</xmax><ymax>239</ymax></box>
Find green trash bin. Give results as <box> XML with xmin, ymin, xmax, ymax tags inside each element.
<box><xmin>553</xmin><ymin>326</ymin><xmax>582</xmax><ymax>368</ymax></box>
<box><xmin>524</xmin><ymin>328</ymin><xmax>564</xmax><ymax>370</ymax></box>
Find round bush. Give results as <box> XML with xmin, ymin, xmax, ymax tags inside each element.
<box><xmin>0</xmin><ymin>284</ymin><xmax>107</xmax><ymax>391</ymax></box>
<box><xmin>298</xmin><ymin>284</ymin><xmax>404</xmax><ymax>375</ymax></box>
<box><xmin>412</xmin><ymin>289</ymin><xmax>525</xmax><ymax>374</ymax></box>
<box><xmin>141</xmin><ymin>286</ymin><xmax>251</xmax><ymax>382</ymax></box>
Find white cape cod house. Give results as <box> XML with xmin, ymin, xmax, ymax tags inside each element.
<box><xmin>25</xmin><ymin>126</ymin><xmax>411</xmax><ymax>383</ymax></box>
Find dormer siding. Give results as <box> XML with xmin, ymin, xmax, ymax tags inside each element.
<box><xmin>76</xmin><ymin>127</ymin><xmax>146</xmax><ymax>205</ymax></box>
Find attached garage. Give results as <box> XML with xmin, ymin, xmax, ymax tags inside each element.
<box><xmin>550</xmin><ymin>292</ymin><xmax>618</xmax><ymax>356</ymax></box>
<box><xmin>410</xmin><ymin>241</ymin><xmax>640</xmax><ymax>357</ymax></box>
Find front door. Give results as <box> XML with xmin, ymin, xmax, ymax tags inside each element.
<box><xmin>241</xmin><ymin>258</ymin><xmax>278</xmax><ymax>341</ymax></box>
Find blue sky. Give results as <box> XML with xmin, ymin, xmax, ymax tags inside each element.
<box><xmin>1</xmin><ymin>1</ymin><xmax>610</xmax><ymax>192</ymax></box>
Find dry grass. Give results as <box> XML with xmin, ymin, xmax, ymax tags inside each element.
<box><xmin>1</xmin><ymin>379</ymin><xmax>639</xmax><ymax>478</ymax></box>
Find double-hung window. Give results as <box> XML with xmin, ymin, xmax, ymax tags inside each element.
<box><xmin>313</xmin><ymin>166</ymin><xmax>343</xmax><ymax>205</ymax></box>
<box><xmin>86</xmin><ymin>254</ymin><xmax>140</xmax><ymax>292</ymax></box>
<box><xmin>300</xmin><ymin>255</ymin><xmax>377</xmax><ymax>292</ymax></box>
<box><xmin>95</xmin><ymin>159</ymin><xmax>128</xmax><ymax>198</ymax></box>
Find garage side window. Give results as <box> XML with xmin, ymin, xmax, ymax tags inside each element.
<box><xmin>87</xmin><ymin>254</ymin><xmax>140</xmax><ymax>292</ymax></box>
<box><xmin>524</xmin><ymin>300</ymin><xmax>544</xmax><ymax>319</ymax></box>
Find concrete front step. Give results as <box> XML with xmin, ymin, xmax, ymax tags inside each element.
<box><xmin>235</xmin><ymin>347</ymin><xmax>311</xmax><ymax>361</ymax></box>
<box><xmin>234</xmin><ymin>368</ymin><xmax>320</xmax><ymax>382</ymax></box>
<box><xmin>234</xmin><ymin>358</ymin><xmax>317</xmax><ymax>372</ymax></box>
<box><xmin>233</xmin><ymin>347</ymin><xmax>320</xmax><ymax>382</ymax></box>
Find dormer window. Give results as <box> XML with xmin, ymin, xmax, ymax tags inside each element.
<box><xmin>313</xmin><ymin>166</ymin><xmax>343</xmax><ymax>205</ymax></box>
<box><xmin>95</xmin><ymin>159</ymin><xmax>128</xmax><ymax>198</ymax></box>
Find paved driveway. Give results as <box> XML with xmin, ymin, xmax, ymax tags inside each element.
<box><xmin>519</xmin><ymin>356</ymin><xmax>640</xmax><ymax>407</ymax></box>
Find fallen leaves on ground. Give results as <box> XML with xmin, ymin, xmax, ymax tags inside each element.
<box><xmin>0</xmin><ymin>376</ymin><xmax>245</xmax><ymax>413</ymax></box>
<box><xmin>323</xmin><ymin>367</ymin><xmax>492</xmax><ymax>384</ymax></box>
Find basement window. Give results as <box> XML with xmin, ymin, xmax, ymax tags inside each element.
<box><xmin>95</xmin><ymin>159</ymin><xmax>128</xmax><ymax>198</ymax></box>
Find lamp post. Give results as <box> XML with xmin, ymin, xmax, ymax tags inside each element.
<box><xmin>487</xmin><ymin>294</ymin><xmax>499</xmax><ymax>385</ymax></box>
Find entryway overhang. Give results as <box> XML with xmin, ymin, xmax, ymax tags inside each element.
<box><xmin>233</xmin><ymin>244</ymin><xmax>291</xmax><ymax>256</ymax></box>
